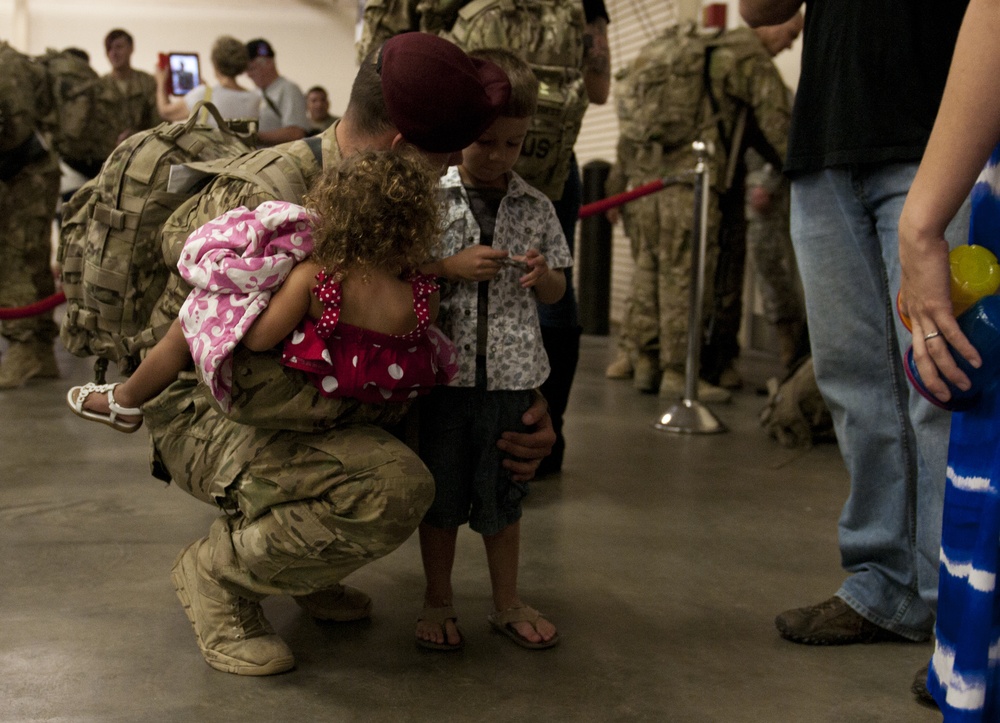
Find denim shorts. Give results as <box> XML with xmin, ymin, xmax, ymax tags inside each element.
<box><xmin>417</xmin><ymin>386</ymin><xmax>532</xmax><ymax>536</ymax></box>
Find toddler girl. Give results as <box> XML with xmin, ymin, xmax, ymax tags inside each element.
<box><xmin>67</xmin><ymin>148</ymin><xmax>455</xmax><ymax>430</ymax></box>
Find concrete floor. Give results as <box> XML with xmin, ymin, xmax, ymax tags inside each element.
<box><xmin>0</xmin><ymin>336</ymin><xmax>942</xmax><ymax>723</ymax></box>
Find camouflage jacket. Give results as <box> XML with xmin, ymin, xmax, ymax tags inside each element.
<box><xmin>98</xmin><ymin>70</ymin><xmax>160</xmax><ymax>155</ymax></box>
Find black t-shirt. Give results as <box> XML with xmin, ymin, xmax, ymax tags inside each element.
<box><xmin>786</xmin><ymin>0</ymin><xmax>968</xmax><ymax>175</ymax></box>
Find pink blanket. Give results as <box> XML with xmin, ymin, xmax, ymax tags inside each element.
<box><xmin>177</xmin><ymin>201</ymin><xmax>315</xmax><ymax>410</ymax></box>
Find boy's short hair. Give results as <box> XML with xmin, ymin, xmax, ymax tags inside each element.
<box><xmin>307</xmin><ymin>86</ymin><xmax>328</xmax><ymax>98</ymax></box>
<box><xmin>468</xmin><ymin>48</ymin><xmax>538</xmax><ymax>118</ymax></box>
<box><xmin>104</xmin><ymin>28</ymin><xmax>133</xmax><ymax>52</ymax></box>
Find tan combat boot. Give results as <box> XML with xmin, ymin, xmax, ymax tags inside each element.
<box><xmin>171</xmin><ymin>539</ymin><xmax>295</xmax><ymax>676</ymax></box>
<box><xmin>0</xmin><ymin>341</ymin><xmax>59</xmax><ymax>389</ymax></box>
<box><xmin>605</xmin><ymin>349</ymin><xmax>634</xmax><ymax>380</ymax></box>
<box><xmin>633</xmin><ymin>354</ymin><xmax>659</xmax><ymax>393</ymax></box>
<box><xmin>658</xmin><ymin>368</ymin><xmax>732</xmax><ymax>403</ymax></box>
<box><xmin>294</xmin><ymin>584</ymin><xmax>373</xmax><ymax>622</ymax></box>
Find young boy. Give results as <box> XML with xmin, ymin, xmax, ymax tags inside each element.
<box><xmin>416</xmin><ymin>49</ymin><xmax>571</xmax><ymax>651</ymax></box>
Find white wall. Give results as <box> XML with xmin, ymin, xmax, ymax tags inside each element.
<box><xmin>1</xmin><ymin>0</ymin><xmax>361</xmax><ymax>116</ymax></box>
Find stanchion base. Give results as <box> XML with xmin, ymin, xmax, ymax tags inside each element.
<box><xmin>652</xmin><ymin>399</ymin><xmax>727</xmax><ymax>435</ymax></box>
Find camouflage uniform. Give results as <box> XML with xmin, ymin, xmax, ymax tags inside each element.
<box><xmin>98</xmin><ymin>70</ymin><xmax>159</xmax><ymax>156</ymax></box>
<box><xmin>0</xmin><ymin>43</ymin><xmax>60</xmax><ymax>382</ymax></box>
<box><xmin>143</xmin><ymin>124</ymin><xmax>436</xmax><ymax>598</ymax></box>
<box><xmin>604</xmin><ymin>156</ymin><xmax>639</xmax><ymax>370</ymax></box>
<box><xmin>744</xmin><ymin>147</ymin><xmax>802</xmax><ymax>327</ymax></box>
<box><xmin>613</xmin><ymin>25</ymin><xmax>790</xmax><ymax>373</ymax></box>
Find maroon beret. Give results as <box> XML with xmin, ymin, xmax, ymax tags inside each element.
<box><xmin>379</xmin><ymin>33</ymin><xmax>511</xmax><ymax>154</ymax></box>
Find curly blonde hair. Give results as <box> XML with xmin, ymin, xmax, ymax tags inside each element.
<box><xmin>305</xmin><ymin>148</ymin><xmax>441</xmax><ymax>279</ymax></box>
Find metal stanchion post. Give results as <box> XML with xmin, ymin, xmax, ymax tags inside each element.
<box><xmin>654</xmin><ymin>140</ymin><xmax>726</xmax><ymax>434</ymax></box>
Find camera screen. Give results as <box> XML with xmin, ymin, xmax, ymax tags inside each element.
<box><xmin>168</xmin><ymin>53</ymin><xmax>200</xmax><ymax>96</ymax></box>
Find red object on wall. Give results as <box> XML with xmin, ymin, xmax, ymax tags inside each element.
<box><xmin>703</xmin><ymin>3</ymin><xmax>727</xmax><ymax>29</ymax></box>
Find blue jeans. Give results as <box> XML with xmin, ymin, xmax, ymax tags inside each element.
<box><xmin>791</xmin><ymin>164</ymin><xmax>968</xmax><ymax>640</ymax></box>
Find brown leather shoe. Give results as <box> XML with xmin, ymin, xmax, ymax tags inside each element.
<box><xmin>774</xmin><ymin>596</ymin><xmax>913</xmax><ymax>645</ymax></box>
<box><xmin>912</xmin><ymin>663</ymin><xmax>939</xmax><ymax>709</ymax></box>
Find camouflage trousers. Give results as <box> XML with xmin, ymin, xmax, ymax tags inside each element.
<box><xmin>0</xmin><ymin>155</ymin><xmax>59</xmax><ymax>344</ymax></box>
<box><xmin>613</xmin><ymin>198</ymin><xmax>642</xmax><ymax>358</ymax></box>
<box><xmin>620</xmin><ymin>183</ymin><xmax>721</xmax><ymax>368</ymax></box>
<box><xmin>143</xmin><ymin>373</ymin><xmax>435</xmax><ymax>598</ymax></box>
<box><xmin>746</xmin><ymin>203</ymin><xmax>804</xmax><ymax>325</ymax></box>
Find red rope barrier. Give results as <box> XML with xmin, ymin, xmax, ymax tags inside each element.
<box><xmin>0</xmin><ymin>291</ymin><xmax>66</xmax><ymax>320</ymax></box>
<box><xmin>578</xmin><ymin>178</ymin><xmax>668</xmax><ymax>219</ymax></box>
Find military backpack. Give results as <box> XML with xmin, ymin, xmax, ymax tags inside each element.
<box><xmin>0</xmin><ymin>42</ymin><xmax>53</xmax><ymax>181</ymax></box>
<box><xmin>0</xmin><ymin>42</ymin><xmax>45</xmax><ymax>152</ymax></box>
<box><xmin>615</xmin><ymin>24</ymin><xmax>719</xmax><ymax>151</ymax></box>
<box><xmin>32</xmin><ymin>48</ymin><xmax>115</xmax><ymax>171</ymax></box>
<box><xmin>58</xmin><ymin>102</ymin><xmax>315</xmax><ymax>378</ymax></box>
<box><xmin>444</xmin><ymin>0</ymin><xmax>588</xmax><ymax>199</ymax></box>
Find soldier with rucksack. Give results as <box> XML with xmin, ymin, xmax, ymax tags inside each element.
<box><xmin>0</xmin><ymin>42</ymin><xmax>62</xmax><ymax>388</ymax></box>
<box><xmin>605</xmin><ymin>19</ymin><xmax>792</xmax><ymax>401</ymax></box>
<box><xmin>63</xmin><ymin>33</ymin><xmax>555</xmax><ymax>677</ymax></box>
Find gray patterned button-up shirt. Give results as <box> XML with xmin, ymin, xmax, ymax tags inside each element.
<box><xmin>435</xmin><ymin>167</ymin><xmax>573</xmax><ymax>391</ymax></box>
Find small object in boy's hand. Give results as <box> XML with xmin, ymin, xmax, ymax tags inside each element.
<box><xmin>498</xmin><ymin>257</ymin><xmax>530</xmax><ymax>272</ymax></box>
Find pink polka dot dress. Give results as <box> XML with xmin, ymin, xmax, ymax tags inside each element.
<box><xmin>281</xmin><ymin>270</ymin><xmax>457</xmax><ymax>403</ymax></box>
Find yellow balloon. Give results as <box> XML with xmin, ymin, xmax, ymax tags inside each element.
<box><xmin>950</xmin><ymin>244</ymin><xmax>1000</xmax><ymax>316</ymax></box>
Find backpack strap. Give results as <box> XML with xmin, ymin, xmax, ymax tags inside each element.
<box><xmin>198</xmin><ymin>85</ymin><xmax>213</xmax><ymax>125</ymax></box>
<box><xmin>303</xmin><ymin>135</ymin><xmax>323</xmax><ymax>165</ymax></box>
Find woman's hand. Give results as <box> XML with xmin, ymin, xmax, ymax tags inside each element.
<box><xmin>898</xmin><ymin>214</ymin><xmax>981</xmax><ymax>403</ymax></box>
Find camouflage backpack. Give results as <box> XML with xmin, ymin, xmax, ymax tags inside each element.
<box><xmin>615</xmin><ymin>23</ymin><xmax>718</xmax><ymax>151</ymax></box>
<box><xmin>444</xmin><ymin>0</ymin><xmax>588</xmax><ymax>199</ymax></box>
<box><xmin>58</xmin><ymin>102</ymin><xmax>315</xmax><ymax>378</ymax></box>
<box><xmin>0</xmin><ymin>42</ymin><xmax>46</xmax><ymax>152</ymax></box>
<box><xmin>759</xmin><ymin>356</ymin><xmax>835</xmax><ymax>449</ymax></box>
<box><xmin>0</xmin><ymin>42</ymin><xmax>52</xmax><ymax>181</ymax></box>
<box><xmin>34</xmin><ymin>48</ymin><xmax>113</xmax><ymax>169</ymax></box>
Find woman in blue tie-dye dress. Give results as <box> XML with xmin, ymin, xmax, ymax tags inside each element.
<box><xmin>899</xmin><ymin>1</ymin><xmax>1000</xmax><ymax>718</ymax></box>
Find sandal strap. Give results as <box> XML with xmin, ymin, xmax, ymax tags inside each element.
<box><xmin>70</xmin><ymin>382</ymin><xmax>117</xmax><ymax>412</ymax></box>
<box><xmin>418</xmin><ymin>605</ymin><xmax>458</xmax><ymax>625</ymax></box>
<box><xmin>106</xmin><ymin>384</ymin><xmax>141</xmax><ymax>417</ymax></box>
<box><xmin>490</xmin><ymin>604</ymin><xmax>543</xmax><ymax>627</ymax></box>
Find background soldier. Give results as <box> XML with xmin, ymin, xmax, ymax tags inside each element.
<box><xmin>100</xmin><ymin>28</ymin><xmax>159</xmax><ymax>153</ymax></box>
<box><xmin>0</xmin><ymin>42</ymin><xmax>62</xmax><ymax>388</ymax></box>
<box><xmin>607</xmin><ymin>16</ymin><xmax>796</xmax><ymax>400</ymax></box>
<box><xmin>744</xmin><ymin>147</ymin><xmax>806</xmax><ymax>370</ymax></box>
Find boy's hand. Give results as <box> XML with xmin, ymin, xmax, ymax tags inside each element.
<box><xmin>516</xmin><ymin>249</ymin><xmax>550</xmax><ymax>289</ymax></box>
<box><xmin>446</xmin><ymin>246</ymin><xmax>508</xmax><ymax>282</ymax></box>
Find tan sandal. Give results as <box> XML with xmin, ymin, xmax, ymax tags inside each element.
<box><xmin>488</xmin><ymin>604</ymin><xmax>560</xmax><ymax>650</ymax></box>
<box><xmin>416</xmin><ymin>605</ymin><xmax>464</xmax><ymax>651</ymax></box>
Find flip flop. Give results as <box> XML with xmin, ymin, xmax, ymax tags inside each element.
<box><xmin>66</xmin><ymin>382</ymin><xmax>143</xmax><ymax>433</ymax></box>
<box><xmin>488</xmin><ymin>604</ymin><xmax>560</xmax><ymax>650</ymax></box>
<box><xmin>415</xmin><ymin>605</ymin><xmax>464</xmax><ymax>651</ymax></box>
